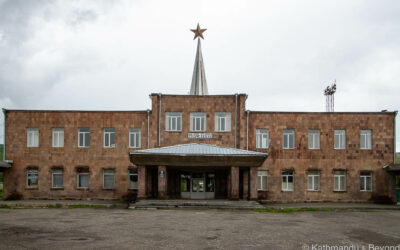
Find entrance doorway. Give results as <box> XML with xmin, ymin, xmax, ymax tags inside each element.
<box><xmin>181</xmin><ymin>172</ymin><xmax>215</xmax><ymax>199</ymax></box>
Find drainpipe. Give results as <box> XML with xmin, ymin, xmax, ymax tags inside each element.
<box><xmin>158</xmin><ymin>93</ymin><xmax>162</xmax><ymax>147</ymax></box>
<box><xmin>2</xmin><ymin>108</ymin><xmax>5</xmax><ymax>161</ymax></box>
<box><xmin>246</xmin><ymin>110</ymin><xmax>250</xmax><ymax>150</ymax></box>
<box><xmin>147</xmin><ymin>109</ymin><xmax>150</xmax><ymax>149</ymax></box>
<box><xmin>235</xmin><ymin>93</ymin><xmax>238</xmax><ymax>148</ymax></box>
<box><xmin>394</xmin><ymin>111</ymin><xmax>398</xmax><ymax>163</ymax></box>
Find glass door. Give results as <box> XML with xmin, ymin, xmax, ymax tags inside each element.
<box><xmin>191</xmin><ymin>178</ymin><xmax>205</xmax><ymax>199</ymax></box>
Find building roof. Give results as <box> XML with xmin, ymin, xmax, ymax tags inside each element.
<box><xmin>130</xmin><ymin>143</ymin><xmax>267</xmax><ymax>156</ymax></box>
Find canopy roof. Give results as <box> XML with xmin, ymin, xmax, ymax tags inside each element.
<box><xmin>130</xmin><ymin>143</ymin><xmax>267</xmax><ymax>167</ymax></box>
<box><xmin>383</xmin><ymin>164</ymin><xmax>400</xmax><ymax>172</ymax></box>
<box><xmin>0</xmin><ymin>161</ymin><xmax>12</xmax><ymax>169</ymax></box>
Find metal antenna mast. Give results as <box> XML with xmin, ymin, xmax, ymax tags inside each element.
<box><xmin>324</xmin><ymin>80</ymin><xmax>337</xmax><ymax>112</ymax></box>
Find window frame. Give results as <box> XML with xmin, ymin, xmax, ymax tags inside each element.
<box><xmin>78</xmin><ymin>128</ymin><xmax>90</xmax><ymax>148</ymax></box>
<box><xmin>308</xmin><ymin>129</ymin><xmax>320</xmax><ymax>150</ymax></box>
<box><xmin>283</xmin><ymin>129</ymin><xmax>295</xmax><ymax>149</ymax></box>
<box><xmin>360</xmin><ymin>130</ymin><xmax>372</xmax><ymax>150</ymax></box>
<box><xmin>190</xmin><ymin>112</ymin><xmax>206</xmax><ymax>132</ymax></box>
<box><xmin>104</xmin><ymin>128</ymin><xmax>116</xmax><ymax>148</ymax></box>
<box><xmin>307</xmin><ymin>171</ymin><xmax>320</xmax><ymax>191</ymax></box>
<box><xmin>334</xmin><ymin>130</ymin><xmax>346</xmax><ymax>150</ymax></box>
<box><xmin>333</xmin><ymin>170</ymin><xmax>346</xmax><ymax>191</ymax></box>
<box><xmin>128</xmin><ymin>169</ymin><xmax>138</xmax><ymax>190</ymax></box>
<box><xmin>52</xmin><ymin>128</ymin><xmax>64</xmax><ymax>148</ymax></box>
<box><xmin>51</xmin><ymin>169</ymin><xmax>64</xmax><ymax>189</ymax></box>
<box><xmin>129</xmin><ymin>128</ymin><xmax>141</xmax><ymax>148</ymax></box>
<box><xmin>166</xmin><ymin>112</ymin><xmax>182</xmax><ymax>132</ymax></box>
<box><xmin>214</xmin><ymin>112</ymin><xmax>231</xmax><ymax>132</ymax></box>
<box><xmin>26</xmin><ymin>169</ymin><xmax>38</xmax><ymax>187</ymax></box>
<box><xmin>256</xmin><ymin>129</ymin><xmax>269</xmax><ymax>149</ymax></box>
<box><xmin>360</xmin><ymin>172</ymin><xmax>372</xmax><ymax>192</ymax></box>
<box><xmin>281</xmin><ymin>170</ymin><xmax>294</xmax><ymax>191</ymax></box>
<box><xmin>257</xmin><ymin>171</ymin><xmax>268</xmax><ymax>191</ymax></box>
<box><xmin>77</xmin><ymin>173</ymin><xmax>89</xmax><ymax>189</ymax></box>
<box><xmin>27</xmin><ymin>127</ymin><xmax>39</xmax><ymax>147</ymax></box>
<box><xmin>102</xmin><ymin>169</ymin><xmax>115</xmax><ymax>189</ymax></box>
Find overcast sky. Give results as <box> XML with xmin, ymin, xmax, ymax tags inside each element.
<box><xmin>0</xmin><ymin>0</ymin><xmax>399</xmax><ymax>149</ymax></box>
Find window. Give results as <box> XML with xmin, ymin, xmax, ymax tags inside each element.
<box><xmin>103</xmin><ymin>169</ymin><xmax>115</xmax><ymax>189</ymax></box>
<box><xmin>215</xmin><ymin>112</ymin><xmax>231</xmax><ymax>132</ymax></box>
<box><xmin>308</xmin><ymin>130</ymin><xmax>320</xmax><ymax>149</ymax></box>
<box><xmin>52</xmin><ymin>169</ymin><xmax>63</xmax><ymax>188</ymax></box>
<box><xmin>334</xmin><ymin>130</ymin><xmax>346</xmax><ymax>149</ymax></box>
<box><xmin>258</xmin><ymin>171</ymin><xmax>268</xmax><ymax>190</ymax></box>
<box><xmin>78</xmin><ymin>128</ymin><xmax>90</xmax><ymax>147</ymax></box>
<box><xmin>360</xmin><ymin>130</ymin><xmax>372</xmax><ymax>150</ymax></box>
<box><xmin>166</xmin><ymin>112</ymin><xmax>182</xmax><ymax>131</ymax></box>
<box><xmin>129</xmin><ymin>128</ymin><xmax>141</xmax><ymax>148</ymax></box>
<box><xmin>52</xmin><ymin>128</ymin><xmax>64</xmax><ymax>147</ymax></box>
<box><xmin>307</xmin><ymin>171</ymin><xmax>320</xmax><ymax>191</ymax></box>
<box><xmin>77</xmin><ymin>173</ymin><xmax>89</xmax><ymax>188</ymax></box>
<box><xmin>256</xmin><ymin>129</ymin><xmax>269</xmax><ymax>149</ymax></box>
<box><xmin>282</xmin><ymin>170</ymin><xmax>294</xmax><ymax>191</ymax></box>
<box><xmin>27</xmin><ymin>128</ymin><xmax>39</xmax><ymax>147</ymax></box>
<box><xmin>128</xmin><ymin>169</ymin><xmax>138</xmax><ymax>189</ymax></box>
<box><xmin>334</xmin><ymin>170</ymin><xmax>346</xmax><ymax>191</ymax></box>
<box><xmin>283</xmin><ymin>129</ymin><xmax>295</xmax><ymax>149</ymax></box>
<box><xmin>360</xmin><ymin>172</ymin><xmax>372</xmax><ymax>191</ymax></box>
<box><xmin>190</xmin><ymin>112</ymin><xmax>206</xmax><ymax>131</ymax></box>
<box><xmin>104</xmin><ymin>128</ymin><xmax>116</xmax><ymax>148</ymax></box>
<box><xmin>26</xmin><ymin>169</ymin><xmax>38</xmax><ymax>187</ymax></box>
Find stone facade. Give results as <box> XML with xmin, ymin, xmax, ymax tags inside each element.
<box><xmin>2</xmin><ymin>94</ymin><xmax>397</xmax><ymax>202</ymax></box>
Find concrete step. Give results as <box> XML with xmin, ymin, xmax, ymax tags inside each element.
<box><xmin>130</xmin><ymin>199</ymin><xmax>264</xmax><ymax>209</ymax></box>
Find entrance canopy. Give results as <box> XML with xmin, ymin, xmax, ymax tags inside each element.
<box><xmin>0</xmin><ymin>161</ymin><xmax>12</xmax><ymax>169</ymax></box>
<box><xmin>129</xmin><ymin>143</ymin><xmax>267</xmax><ymax>167</ymax></box>
<box><xmin>383</xmin><ymin>164</ymin><xmax>400</xmax><ymax>172</ymax></box>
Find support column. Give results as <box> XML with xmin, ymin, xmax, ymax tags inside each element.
<box><xmin>137</xmin><ymin>165</ymin><xmax>147</xmax><ymax>199</ymax></box>
<box><xmin>230</xmin><ymin>166</ymin><xmax>239</xmax><ymax>200</ymax></box>
<box><xmin>249</xmin><ymin>167</ymin><xmax>258</xmax><ymax>200</ymax></box>
<box><xmin>158</xmin><ymin>166</ymin><xmax>168</xmax><ymax>198</ymax></box>
<box><xmin>242</xmin><ymin>169</ymin><xmax>249</xmax><ymax>199</ymax></box>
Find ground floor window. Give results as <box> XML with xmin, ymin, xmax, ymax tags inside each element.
<box><xmin>258</xmin><ymin>171</ymin><xmax>268</xmax><ymax>190</ymax></box>
<box><xmin>206</xmin><ymin>173</ymin><xmax>215</xmax><ymax>192</ymax></box>
<box><xmin>103</xmin><ymin>169</ymin><xmax>115</xmax><ymax>189</ymax></box>
<box><xmin>181</xmin><ymin>174</ymin><xmax>191</xmax><ymax>192</ymax></box>
<box><xmin>26</xmin><ymin>168</ymin><xmax>38</xmax><ymax>187</ymax></box>
<box><xmin>128</xmin><ymin>169</ymin><xmax>138</xmax><ymax>189</ymax></box>
<box><xmin>334</xmin><ymin>170</ymin><xmax>346</xmax><ymax>191</ymax></box>
<box><xmin>360</xmin><ymin>172</ymin><xmax>372</xmax><ymax>191</ymax></box>
<box><xmin>77</xmin><ymin>172</ymin><xmax>89</xmax><ymax>188</ymax></box>
<box><xmin>52</xmin><ymin>169</ymin><xmax>63</xmax><ymax>188</ymax></box>
<box><xmin>307</xmin><ymin>171</ymin><xmax>320</xmax><ymax>191</ymax></box>
<box><xmin>282</xmin><ymin>170</ymin><xmax>294</xmax><ymax>191</ymax></box>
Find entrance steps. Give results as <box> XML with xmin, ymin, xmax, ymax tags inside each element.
<box><xmin>130</xmin><ymin>199</ymin><xmax>264</xmax><ymax>210</ymax></box>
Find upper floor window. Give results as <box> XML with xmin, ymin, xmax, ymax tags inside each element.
<box><xmin>360</xmin><ymin>172</ymin><xmax>372</xmax><ymax>191</ymax></box>
<box><xmin>333</xmin><ymin>170</ymin><xmax>346</xmax><ymax>191</ymax></box>
<box><xmin>257</xmin><ymin>171</ymin><xmax>268</xmax><ymax>191</ymax></box>
<box><xmin>26</xmin><ymin>168</ymin><xmax>38</xmax><ymax>187</ymax></box>
<box><xmin>27</xmin><ymin>128</ymin><xmax>39</xmax><ymax>147</ymax></box>
<box><xmin>103</xmin><ymin>169</ymin><xmax>115</xmax><ymax>189</ymax></box>
<box><xmin>283</xmin><ymin>129</ymin><xmax>295</xmax><ymax>149</ymax></box>
<box><xmin>52</xmin><ymin>169</ymin><xmax>63</xmax><ymax>188</ymax></box>
<box><xmin>256</xmin><ymin>129</ymin><xmax>269</xmax><ymax>149</ymax></box>
<box><xmin>104</xmin><ymin>128</ymin><xmax>116</xmax><ymax>148</ymax></box>
<box><xmin>308</xmin><ymin>130</ymin><xmax>320</xmax><ymax>149</ymax></box>
<box><xmin>78</xmin><ymin>128</ymin><xmax>90</xmax><ymax>148</ymax></box>
<box><xmin>282</xmin><ymin>170</ymin><xmax>294</xmax><ymax>191</ymax></box>
<box><xmin>190</xmin><ymin>112</ymin><xmax>206</xmax><ymax>132</ymax></box>
<box><xmin>52</xmin><ymin>128</ymin><xmax>64</xmax><ymax>147</ymax></box>
<box><xmin>334</xmin><ymin>130</ymin><xmax>346</xmax><ymax>149</ymax></box>
<box><xmin>129</xmin><ymin>128</ymin><xmax>141</xmax><ymax>148</ymax></box>
<box><xmin>215</xmin><ymin>112</ymin><xmax>231</xmax><ymax>132</ymax></box>
<box><xmin>166</xmin><ymin>112</ymin><xmax>182</xmax><ymax>131</ymax></box>
<box><xmin>360</xmin><ymin>130</ymin><xmax>372</xmax><ymax>150</ymax></box>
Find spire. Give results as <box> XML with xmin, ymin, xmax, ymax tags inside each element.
<box><xmin>190</xmin><ymin>24</ymin><xmax>208</xmax><ymax>95</ymax></box>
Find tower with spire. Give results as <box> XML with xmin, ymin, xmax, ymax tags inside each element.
<box><xmin>190</xmin><ymin>24</ymin><xmax>209</xmax><ymax>95</ymax></box>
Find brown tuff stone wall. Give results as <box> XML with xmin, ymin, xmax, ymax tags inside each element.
<box><xmin>248</xmin><ymin>112</ymin><xmax>396</xmax><ymax>202</ymax></box>
<box><xmin>4</xmin><ymin>111</ymin><xmax>147</xmax><ymax>199</ymax></box>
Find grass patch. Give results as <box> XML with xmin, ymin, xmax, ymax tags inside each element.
<box><xmin>254</xmin><ymin>208</ymin><xmax>372</xmax><ymax>213</ymax></box>
<box><xmin>0</xmin><ymin>204</ymin><xmax>11</xmax><ymax>209</ymax></box>
<box><xmin>68</xmin><ymin>204</ymin><xmax>103</xmax><ymax>209</ymax></box>
<box><xmin>0</xmin><ymin>187</ymin><xmax>3</xmax><ymax>198</ymax></box>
